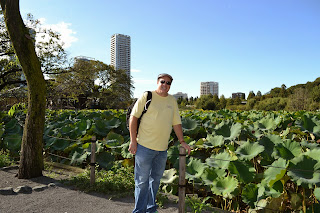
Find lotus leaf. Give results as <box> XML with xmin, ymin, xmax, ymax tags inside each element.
<box><xmin>256</xmin><ymin>116</ymin><xmax>281</xmax><ymax>131</ymax></box>
<box><xmin>161</xmin><ymin>168</ymin><xmax>178</xmax><ymax>184</ymax></box>
<box><xmin>92</xmin><ymin>120</ymin><xmax>110</xmax><ymax>137</ymax></box>
<box><xmin>162</xmin><ymin>182</ymin><xmax>178</xmax><ymax>195</ymax></box>
<box><xmin>105</xmin><ymin>118</ymin><xmax>121</xmax><ymax>129</ymax></box>
<box><xmin>288</xmin><ymin>155</ymin><xmax>320</xmax><ymax>188</ymax></box>
<box><xmin>206</xmin><ymin>151</ymin><xmax>232</xmax><ymax>169</ymax></box>
<box><xmin>273</xmin><ymin>140</ymin><xmax>301</xmax><ymax>160</ymax></box>
<box><xmin>296</xmin><ymin>114</ymin><xmax>320</xmax><ymax>137</ymax></box>
<box><xmin>181</xmin><ymin>118</ymin><xmax>199</xmax><ymax>135</ymax></box>
<box><xmin>45</xmin><ymin>137</ymin><xmax>57</xmax><ymax>148</ymax></box>
<box><xmin>5</xmin><ymin>118</ymin><xmax>18</xmax><ymax>129</ymax></box>
<box><xmin>204</xmin><ymin>134</ymin><xmax>224</xmax><ymax>148</ymax></box>
<box><xmin>229</xmin><ymin>160</ymin><xmax>256</xmax><ymax>184</ymax></box>
<box><xmin>236</xmin><ymin>141</ymin><xmax>264</xmax><ymax>160</ymax></box>
<box><xmin>258</xmin><ymin>134</ymin><xmax>283</xmax><ymax>164</ymax></box>
<box><xmin>314</xmin><ymin>188</ymin><xmax>320</xmax><ymax>201</ymax></box>
<box><xmin>4</xmin><ymin>133</ymin><xmax>22</xmax><ymax>151</ymax></box>
<box><xmin>201</xmin><ymin>167</ymin><xmax>226</xmax><ymax>186</ymax></box>
<box><xmin>167</xmin><ymin>145</ymin><xmax>179</xmax><ymax>169</ymax></box>
<box><xmin>102</xmin><ymin>132</ymin><xmax>124</xmax><ymax>148</ymax></box>
<box><xmin>74</xmin><ymin>119</ymin><xmax>91</xmax><ymax>136</ymax></box>
<box><xmin>265</xmin><ymin>180</ymin><xmax>283</xmax><ymax>198</ymax></box>
<box><xmin>51</xmin><ymin>138</ymin><xmax>70</xmax><ymax>151</ymax></box>
<box><xmin>304</xmin><ymin>148</ymin><xmax>320</xmax><ymax>161</ymax></box>
<box><xmin>84</xmin><ymin>141</ymin><xmax>104</xmax><ymax>154</ymax></box>
<box><xmin>121</xmin><ymin>142</ymin><xmax>133</xmax><ymax>159</ymax></box>
<box><xmin>211</xmin><ymin>176</ymin><xmax>239</xmax><ymax>198</ymax></box>
<box><xmin>252</xmin><ymin>199</ymin><xmax>268</xmax><ymax>211</ymax></box>
<box><xmin>203</xmin><ymin>120</ymin><xmax>215</xmax><ymax>132</ymax></box>
<box><xmin>185</xmin><ymin>158</ymin><xmax>207</xmax><ymax>181</ymax></box>
<box><xmin>263</xmin><ymin>158</ymin><xmax>287</xmax><ymax>187</ymax></box>
<box><xmin>70</xmin><ymin>151</ymin><xmax>88</xmax><ymax>165</ymax></box>
<box><xmin>4</xmin><ymin>119</ymin><xmax>22</xmax><ymax>135</ymax></box>
<box><xmin>60</xmin><ymin>125</ymin><xmax>74</xmax><ymax>136</ymax></box>
<box><xmin>96</xmin><ymin>151</ymin><xmax>115</xmax><ymax>169</ymax></box>
<box><xmin>300</xmin><ymin>139</ymin><xmax>319</xmax><ymax>149</ymax></box>
<box><xmin>214</xmin><ymin>120</ymin><xmax>242</xmax><ymax>141</ymax></box>
<box><xmin>242</xmin><ymin>183</ymin><xmax>258</xmax><ymax>208</ymax></box>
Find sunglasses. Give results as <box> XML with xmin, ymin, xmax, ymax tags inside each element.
<box><xmin>160</xmin><ymin>80</ymin><xmax>172</xmax><ymax>85</ymax></box>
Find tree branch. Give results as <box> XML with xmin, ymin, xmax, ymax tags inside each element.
<box><xmin>0</xmin><ymin>67</ymin><xmax>22</xmax><ymax>79</ymax></box>
<box><xmin>0</xmin><ymin>80</ymin><xmax>26</xmax><ymax>91</ymax></box>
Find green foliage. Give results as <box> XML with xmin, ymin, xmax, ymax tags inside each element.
<box><xmin>186</xmin><ymin>194</ymin><xmax>212</xmax><ymax>213</ymax></box>
<box><xmin>0</xmin><ymin>149</ymin><xmax>14</xmax><ymax>167</ymax></box>
<box><xmin>65</xmin><ymin>165</ymin><xmax>134</xmax><ymax>194</ymax></box>
<box><xmin>210</xmin><ymin>176</ymin><xmax>239</xmax><ymax>199</ymax></box>
<box><xmin>2</xmin><ymin>109</ymin><xmax>320</xmax><ymax>212</ymax></box>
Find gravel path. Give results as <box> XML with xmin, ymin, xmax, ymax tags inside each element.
<box><xmin>0</xmin><ymin>166</ymin><xmax>179</xmax><ymax>213</ymax></box>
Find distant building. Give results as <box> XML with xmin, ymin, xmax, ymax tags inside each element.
<box><xmin>110</xmin><ymin>34</ymin><xmax>131</xmax><ymax>76</ymax></box>
<box><xmin>200</xmin><ymin>81</ymin><xmax>219</xmax><ymax>96</ymax></box>
<box><xmin>173</xmin><ymin>92</ymin><xmax>188</xmax><ymax>100</ymax></box>
<box><xmin>75</xmin><ymin>56</ymin><xmax>94</xmax><ymax>62</ymax></box>
<box><xmin>232</xmin><ymin>92</ymin><xmax>245</xmax><ymax>99</ymax></box>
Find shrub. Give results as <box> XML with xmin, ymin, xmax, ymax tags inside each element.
<box><xmin>0</xmin><ymin>149</ymin><xmax>14</xmax><ymax>168</ymax></box>
<box><xmin>65</xmin><ymin>165</ymin><xmax>134</xmax><ymax>194</ymax></box>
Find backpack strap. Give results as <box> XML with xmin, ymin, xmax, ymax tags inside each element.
<box><xmin>136</xmin><ymin>91</ymin><xmax>152</xmax><ymax>134</ymax></box>
<box><xmin>141</xmin><ymin>91</ymin><xmax>152</xmax><ymax>116</ymax></box>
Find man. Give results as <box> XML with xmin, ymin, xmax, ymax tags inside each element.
<box><xmin>129</xmin><ymin>73</ymin><xmax>191</xmax><ymax>213</ymax></box>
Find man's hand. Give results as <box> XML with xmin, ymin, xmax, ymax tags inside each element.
<box><xmin>181</xmin><ymin>141</ymin><xmax>191</xmax><ymax>155</ymax></box>
<box><xmin>128</xmin><ymin>141</ymin><xmax>137</xmax><ymax>155</ymax></box>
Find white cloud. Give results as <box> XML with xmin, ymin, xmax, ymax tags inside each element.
<box><xmin>38</xmin><ymin>18</ymin><xmax>78</xmax><ymax>48</ymax></box>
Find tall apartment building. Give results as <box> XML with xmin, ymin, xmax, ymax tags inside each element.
<box><xmin>200</xmin><ymin>81</ymin><xmax>219</xmax><ymax>96</ymax></box>
<box><xmin>110</xmin><ymin>34</ymin><xmax>131</xmax><ymax>76</ymax></box>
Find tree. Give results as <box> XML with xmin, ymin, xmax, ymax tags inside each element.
<box><xmin>52</xmin><ymin>59</ymin><xmax>134</xmax><ymax>109</ymax></box>
<box><xmin>226</xmin><ymin>98</ymin><xmax>234</xmax><ymax>106</ymax></box>
<box><xmin>234</xmin><ymin>97</ymin><xmax>241</xmax><ymax>105</ymax></box>
<box><xmin>53</xmin><ymin>58</ymin><xmax>100</xmax><ymax>108</ymax></box>
<box><xmin>212</xmin><ymin>94</ymin><xmax>220</xmax><ymax>109</ymax></box>
<box><xmin>247</xmin><ymin>91</ymin><xmax>255</xmax><ymax>99</ymax></box>
<box><xmin>219</xmin><ymin>95</ymin><xmax>227</xmax><ymax>109</ymax></box>
<box><xmin>289</xmin><ymin>88</ymin><xmax>309</xmax><ymax>111</ymax></box>
<box><xmin>0</xmin><ymin>11</ymin><xmax>68</xmax><ymax>92</ymax></box>
<box><xmin>256</xmin><ymin>91</ymin><xmax>262</xmax><ymax>97</ymax></box>
<box><xmin>1</xmin><ymin>0</ymin><xmax>46</xmax><ymax>178</ymax></box>
<box><xmin>311</xmin><ymin>85</ymin><xmax>320</xmax><ymax>102</ymax></box>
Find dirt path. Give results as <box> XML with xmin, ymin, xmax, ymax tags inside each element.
<box><xmin>0</xmin><ymin>165</ymin><xmax>179</xmax><ymax>213</ymax></box>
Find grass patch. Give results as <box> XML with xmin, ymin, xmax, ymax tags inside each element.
<box><xmin>0</xmin><ymin>149</ymin><xmax>14</xmax><ymax>168</ymax></box>
<box><xmin>64</xmin><ymin>165</ymin><xmax>134</xmax><ymax>196</ymax></box>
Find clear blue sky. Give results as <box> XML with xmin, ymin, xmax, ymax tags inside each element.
<box><xmin>20</xmin><ymin>0</ymin><xmax>320</xmax><ymax>98</ymax></box>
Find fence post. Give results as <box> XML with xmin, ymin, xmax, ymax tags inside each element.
<box><xmin>178</xmin><ymin>146</ymin><xmax>186</xmax><ymax>213</ymax></box>
<box><xmin>90</xmin><ymin>136</ymin><xmax>96</xmax><ymax>186</ymax></box>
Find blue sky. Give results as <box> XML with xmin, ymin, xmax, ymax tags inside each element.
<box><xmin>20</xmin><ymin>0</ymin><xmax>320</xmax><ymax>98</ymax></box>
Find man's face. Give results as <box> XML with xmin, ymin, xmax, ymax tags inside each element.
<box><xmin>157</xmin><ymin>76</ymin><xmax>172</xmax><ymax>94</ymax></box>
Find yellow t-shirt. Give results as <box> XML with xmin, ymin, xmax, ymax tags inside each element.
<box><xmin>131</xmin><ymin>91</ymin><xmax>181</xmax><ymax>151</ymax></box>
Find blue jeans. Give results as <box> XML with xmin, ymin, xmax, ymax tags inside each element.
<box><xmin>133</xmin><ymin>144</ymin><xmax>167</xmax><ymax>213</ymax></box>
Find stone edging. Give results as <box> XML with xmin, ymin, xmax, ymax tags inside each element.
<box><xmin>0</xmin><ymin>182</ymin><xmax>61</xmax><ymax>195</ymax></box>
<box><xmin>0</xmin><ymin>165</ymin><xmax>62</xmax><ymax>196</ymax></box>
<box><xmin>0</xmin><ymin>165</ymin><xmax>19</xmax><ymax>171</ymax></box>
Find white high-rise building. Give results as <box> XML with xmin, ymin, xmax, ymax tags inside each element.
<box><xmin>200</xmin><ymin>81</ymin><xmax>219</xmax><ymax>96</ymax></box>
<box><xmin>110</xmin><ymin>34</ymin><xmax>131</xmax><ymax>76</ymax></box>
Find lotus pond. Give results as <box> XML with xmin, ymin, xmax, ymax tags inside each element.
<box><xmin>1</xmin><ymin>109</ymin><xmax>320</xmax><ymax>212</ymax></box>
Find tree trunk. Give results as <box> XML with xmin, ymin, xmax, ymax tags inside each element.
<box><xmin>1</xmin><ymin>0</ymin><xmax>46</xmax><ymax>178</ymax></box>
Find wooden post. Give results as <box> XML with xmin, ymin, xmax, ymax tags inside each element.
<box><xmin>178</xmin><ymin>146</ymin><xmax>186</xmax><ymax>213</ymax></box>
<box><xmin>90</xmin><ymin>136</ymin><xmax>96</xmax><ymax>186</ymax></box>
